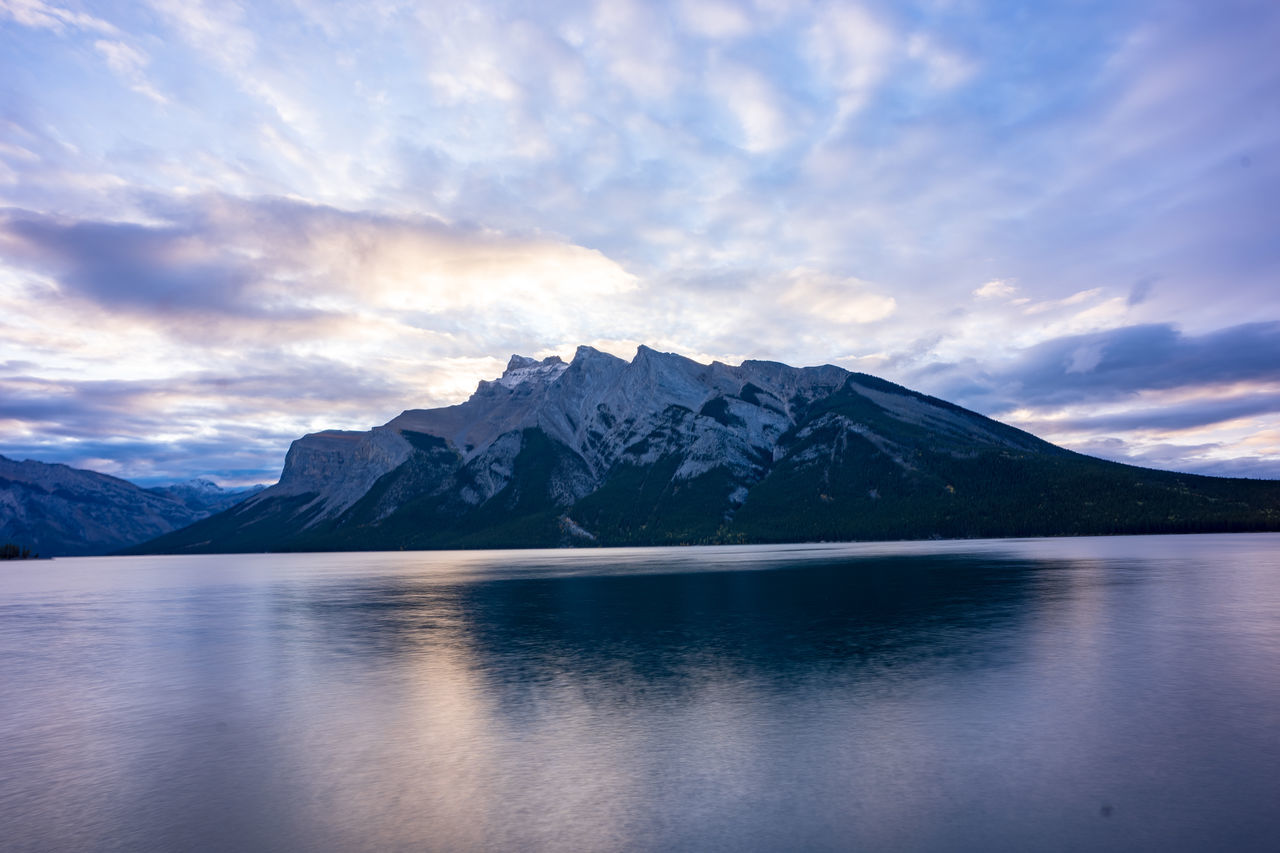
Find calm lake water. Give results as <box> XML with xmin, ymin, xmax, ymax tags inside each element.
<box><xmin>2</xmin><ymin>534</ymin><xmax>1279</xmax><ymax>851</ymax></box>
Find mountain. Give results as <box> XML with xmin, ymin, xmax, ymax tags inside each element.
<box><xmin>146</xmin><ymin>479</ymin><xmax>266</xmax><ymax>515</ymax></box>
<box><xmin>0</xmin><ymin>457</ymin><xmax>261</xmax><ymax>556</ymax></box>
<box><xmin>132</xmin><ymin>346</ymin><xmax>1280</xmax><ymax>554</ymax></box>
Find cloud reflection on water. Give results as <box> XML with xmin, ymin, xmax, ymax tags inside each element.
<box><xmin>3</xmin><ymin>538</ymin><xmax>1280</xmax><ymax>851</ymax></box>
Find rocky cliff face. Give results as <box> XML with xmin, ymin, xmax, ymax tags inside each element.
<box><xmin>133</xmin><ymin>346</ymin><xmax>1280</xmax><ymax>554</ymax></box>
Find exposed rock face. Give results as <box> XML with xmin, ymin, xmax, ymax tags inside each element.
<box><xmin>0</xmin><ymin>457</ymin><xmax>259</xmax><ymax>556</ymax></box>
<box><xmin>271</xmin><ymin>427</ymin><xmax>414</xmax><ymax>514</ymax></box>
<box><xmin>134</xmin><ymin>346</ymin><xmax>1280</xmax><ymax>554</ymax></box>
<box><xmin>243</xmin><ymin>346</ymin><xmax>892</xmax><ymax>525</ymax></box>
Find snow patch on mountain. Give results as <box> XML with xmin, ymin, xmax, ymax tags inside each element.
<box><xmin>255</xmin><ymin>345</ymin><xmax>878</xmax><ymax>524</ymax></box>
<box><xmin>245</xmin><ymin>343</ymin><xmax>1055</xmax><ymax>537</ymax></box>
<box><xmin>496</xmin><ymin>354</ymin><xmax>568</xmax><ymax>389</ymax></box>
<box><xmin>147</xmin><ymin>479</ymin><xmax>265</xmax><ymax>514</ymax></box>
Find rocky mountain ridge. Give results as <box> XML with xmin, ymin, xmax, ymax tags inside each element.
<box><xmin>134</xmin><ymin>346</ymin><xmax>1280</xmax><ymax>554</ymax></box>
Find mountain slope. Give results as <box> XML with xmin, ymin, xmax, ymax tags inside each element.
<box><xmin>132</xmin><ymin>347</ymin><xmax>1280</xmax><ymax>554</ymax></box>
<box><xmin>0</xmin><ymin>457</ymin><xmax>262</xmax><ymax>556</ymax></box>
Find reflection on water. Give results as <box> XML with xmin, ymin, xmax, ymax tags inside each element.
<box><xmin>2</xmin><ymin>535</ymin><xmax>1279</xmax><ymax>851</ymax></box>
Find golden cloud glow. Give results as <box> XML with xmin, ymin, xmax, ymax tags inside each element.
<box><xmin>779</xmin><ymin>268</ymin><xmax>897</xmax><ymax>324</ymax></box>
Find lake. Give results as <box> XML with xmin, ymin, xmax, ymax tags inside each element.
<box><xmin>2</xmin><ymin>534</ymin><xmax>1279</xmax><ymax>851</ymax></box>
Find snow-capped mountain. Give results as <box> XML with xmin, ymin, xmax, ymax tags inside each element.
<box><xmin>135</xmin><ymin>346</ymin><xmax>1280</xmax><ymax>553</ymax></box>
<box><xmin>146</xmin><ymin>479</ymin><xmax>266</xmax><ymax>514</ymax></box>
<box><xmin>0</xmin><ymin>457</ymin><xmax>261</xmax><ymax>556</ymax></box>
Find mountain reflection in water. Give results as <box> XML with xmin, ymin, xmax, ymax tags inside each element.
<box><xmin>2</xmin><ymin>535</ymin><xmax>1279</xmax><ymax>852</ymax></box>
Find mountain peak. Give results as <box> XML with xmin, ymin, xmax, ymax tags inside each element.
<box><xmin>496</xmin><ymin>354</ymin><xmax>567</xmax><ymax>389</ymax></box>
<box><xmin>632</xmin><ymin>344</ymin><xmax>700</xmax><ymax>366</ymax></box>
<box><xmin>176</xmin><ymin>478</ymin><xmax>223</xmax><ymax>493</ymax></box>
<box><xmin>504</xmin><ymin>353</ymin><xmax>564</xmax><ymax>373</ymax></box>
<box><xmin>505</xmin><ymin>354</ymin><xmax>541</xmax><ymax>372</ymax></box>
<box><xmin>572</xmin><ymin>344</ymin><xmax>613</xmax><ymax>362</ymax></box>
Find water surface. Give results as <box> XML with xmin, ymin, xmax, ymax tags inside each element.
<box><xmin>2</xmin><ymin>534</ymin><xmax>1279</xmax><ymax>851</ymax></box>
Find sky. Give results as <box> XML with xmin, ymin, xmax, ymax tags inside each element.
<box><xmin>1</xmin><ymin>0</ymin><xmax>1278</xmax><ymax>486</ymax></box>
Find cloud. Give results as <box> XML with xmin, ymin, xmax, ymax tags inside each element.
<box><xmin>0</xmin><ymin>432</ymin><xmax>292</xmax><ymax>486</ymax></box>
<box><xmin>1065</xmin><ymin>436</ymin><xmax>1280</xmax><ymax>480</ymax></box>
<box><xmin>905</xmin><ymin>32</ymin><xmax>974</xmax><ymax>91</ymax></box>
<box><xmin>142</xmin><ymin>0</ymin><xmax>326</xmax><ymax>169</ymax></box>
<box><xmin>0</xmin><ymin>195</ymin><xmax>647</xmax><ymax>480</ymax></box>
<box><xmin>0</xmin><ymin>0</ymin><xmax>116</xmax><ymax>34</ymax></box>
<box><xmin>973</xmin><ymin>278</ymin><xmax>1015</xmax><ymax>299</ymax></box>
<box><xmin>707</xmin><ymin>61</ymin><xmax>794</xmax><ymax>153</ymax></box>
<box><xmin>778</xmin><ymin>268</ymin><xmax>897</xmax><ymax>325</ymax></box>
<box><xmin>999</xmin><ymin>322</ymin><xmax>1280</xmax><ymax>406</ymax></box>
<box><xmin>807</xmin><ymin>2</ymin><xmax>894</xmax><ymax>129</ymax></box>
<box><xmin>1014</xmin><ymin>392</ymin><xmax>1280</xmax><ymax>436</ymax></box>
<box><xmin>906</xmin><ymin>321</ymin><xmax>1280</xmax><ymax>480</ymax></box>
<box><xmin>915</xmin><ymin>321</ymin><xmax>1280</xmax><ymax>418</ymax></box>
<box><xmin>2</xmin><ymin>0</ymin><xmax>1279</xmax><ymax>481</ymax></box>
<box><xmin>0</xmin><ymin>197</ymin><xmax>637</xmax><ymax>330</ymax></box>
<box><xmin>588</xmin><ymin>0</ymin><xmax>683</xmax><ymax>102</ymax></box>
<box><xmin>677</xmin><ymin>0</ymin><xmax>751</xmax><ymax>39</ymax></box>
<box><xmin>0</xmin><ymin>359</ymin><xmax>434</xmax><ymax>484</ymax></box>
<box><xmin>94</xmin><ymin>40</ymin><xmax>167</xmax><ymax>103</ymax></box>
<box><xmin>1128</xmin><ymin>274</ymin><xmax>1158</xmax><ymax>306</ymax></box>
<box><xmin>1</xmin><ymin>361</ymin><xmax>407</xmax><ymax>426</ymax></box>
<box><xmin>1</xmin><ymin>211</ymin><xmax>262</xmax><ymax>318</ymax></box>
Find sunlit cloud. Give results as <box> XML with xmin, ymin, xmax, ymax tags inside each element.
<box><xmin>778</xmin><ymin>268</ymin><xmax>897</xmax><ymax>325</ymax></box>
<box><xmin>973</xmin><ymin>279</ymin><xmax>1016</xmax><ymax>299</ymax></box>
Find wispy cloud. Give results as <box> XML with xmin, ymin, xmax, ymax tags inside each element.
<box><xmin>94</xmin><ymin>40</ymin><xmax>167</xmax><ymax>104</ymax></box>
<box><xmin>0</xmin><ymin>0</ymin><xmax>116</xmax><ymax>34</ymax></box>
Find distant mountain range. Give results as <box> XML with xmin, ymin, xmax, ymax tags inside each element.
<box><xmin>0</xmin><ymin>456</ymin><xmax>261</xmax><ymax>556</ymax></box>
<box><xmin>144</xmin><ymin>478</ymin><xmax>266</xmax><ymax>516</ymax></box>
<box><xmin>128</xmin><ymin>345</ymin><xmax>1280</xmax><ymax>555</ymax></box>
